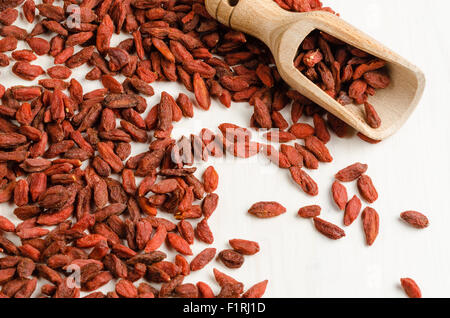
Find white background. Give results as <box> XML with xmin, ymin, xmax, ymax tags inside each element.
<box><xmin>1</xmin><ymin>0</ymin><xmax>450</xmax><ymax>298</ymax></box>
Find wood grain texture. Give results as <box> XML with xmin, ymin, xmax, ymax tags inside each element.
<box><xmin>206</xmin><ymin>0</ymin><xmax>425</xmax><ymax>140</ymax></box>
<box><xmin>0</xmin><ymin>0</ymin><xmax>447</xmax><ymax>298</ymax></box>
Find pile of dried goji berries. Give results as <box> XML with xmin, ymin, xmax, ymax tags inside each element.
<box><xmin>0</xmin><ymin>0</ymin><xmax>426</xmax><ymax>298</ymax></box>
<box><xmin>293</xmin><ymin>29</ymin><xmax>389</xmax><ymax>129</ymax></box>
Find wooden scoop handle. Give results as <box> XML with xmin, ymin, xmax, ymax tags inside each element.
<box><xmin>206</xmin><ymin>0</ymin><xmax>426</xmax><ymax>140</ymax></box>
<box><xmin>205</xmin><ymin>0</ymin><xmax>299</xmax><ymax>45</ymax></box>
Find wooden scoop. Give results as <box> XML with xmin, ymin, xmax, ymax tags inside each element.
<box><xmin>205</xmin><ymin>0</ymin><xmax>425</xmax><ymax>140</ymax></box>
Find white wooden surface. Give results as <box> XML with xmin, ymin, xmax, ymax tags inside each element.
<box><xmin>0</xmin><ymin>0</ymin><xmax>449</xmax><ymax>298</ymax></box>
